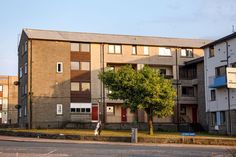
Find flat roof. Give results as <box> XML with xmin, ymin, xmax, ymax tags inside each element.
<box><xmin>23</xmin><ymin>28</ymin><xmax>211</xmax><ymax>48</ymax></box>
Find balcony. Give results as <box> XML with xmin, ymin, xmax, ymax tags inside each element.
<box><xmin>209</xmin><ymin>75</ymin><xmax>227</xmax><ymax>88</ymax></box>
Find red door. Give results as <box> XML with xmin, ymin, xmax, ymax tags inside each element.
<box><xmin>92</xmin><ymin>106</ymin><xmax>98</xmax><ymax>121</ymax></box>
<box><xmin>192</xmin><ymin>107</ymin><xmax>197</xmax><ymax>124</ymax></box>
<box><xmin>121</xmin><ymin>107</ymin><xmax>127</xmax><ymax>122</ymax></box>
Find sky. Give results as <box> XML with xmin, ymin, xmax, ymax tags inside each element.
<box><xmin>0</xmin><ymin>0</ymin><xmax>235</xmax><ymax>75</ymax></box>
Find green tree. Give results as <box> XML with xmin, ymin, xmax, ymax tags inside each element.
<box><xmin>99</xmin><ymin>65</ymin><xmax>176</xmax><ymax>135</ymax></box>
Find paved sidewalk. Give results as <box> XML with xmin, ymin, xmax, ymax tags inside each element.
<box><xmin>0</xmin><ymin>135</ymin><xmax>235</xmax><ymax>149</ymax></box>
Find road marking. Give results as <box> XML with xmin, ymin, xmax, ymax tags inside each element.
<box><xmin>43</xmin><ymin>149</ymin><xmax>57</xmax><ymax>156</ymax></box>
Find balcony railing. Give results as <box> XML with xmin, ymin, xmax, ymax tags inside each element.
<box><xmin>209</xmin><ymin>75</ymin><xmax>227</xmax><ymax>88</ymax></box>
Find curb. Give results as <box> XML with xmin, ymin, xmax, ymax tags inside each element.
<box><xmin>0</xmin><ymin>130</ymin><xmax>235</xmax><ymax>146</ymax></box>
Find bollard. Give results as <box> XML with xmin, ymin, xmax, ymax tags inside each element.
<box><xmin>131</xmin><ymin>128</ymin><xmax>138</xmax><ymax>143</ymax></box>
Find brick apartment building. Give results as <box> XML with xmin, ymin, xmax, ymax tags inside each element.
<box><xmin>18</xmin><ymin>28</ymin><xmax>210</xmax><ymax>130</ymax></box>
<box><xmin>0</xmin><ymin>76</ymin><xmax>18</xmax><ymax>124</ymax></box>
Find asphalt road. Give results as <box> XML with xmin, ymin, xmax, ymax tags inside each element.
<box><xmin>0</xmin><ymin>140</ymin><xmax>235</xmax><ymax>157</ymax></box>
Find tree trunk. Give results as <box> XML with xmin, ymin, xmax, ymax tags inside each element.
<box><xmin>148</xmin><ymin>113</ymin><xmax>154</xmax><ymax>135</ymax></box>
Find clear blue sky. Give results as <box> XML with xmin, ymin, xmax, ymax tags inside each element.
<box><xmin>0</xmin><ymin>0</ymin><xmax>235</xmax><ymax>75</ymax></box>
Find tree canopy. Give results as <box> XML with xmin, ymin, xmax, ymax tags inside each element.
<box><xmin>99</xmin><ymin>65</ymin><xmax>176</xmax><ymax>135</ymax></box>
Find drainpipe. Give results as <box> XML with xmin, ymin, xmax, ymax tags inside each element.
<box><xmin>29</xmin><ymin>39</ymin><xmax>33</xmax><ymax>129</ymax></box>
<box><xmin>176</xmin><ymin>48</ymin><xmax>180</xmax><ymax>131</ymax></box>
<box><xmin>225</xmin><ymin>41</ymin><xmax>232</xmax><ymax>135</ymax></box>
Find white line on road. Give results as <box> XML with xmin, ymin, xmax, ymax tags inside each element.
<box><xmin>43</xmin><ymin>149</ymin><xmax>57</xmax><ymax>156</ymax></box>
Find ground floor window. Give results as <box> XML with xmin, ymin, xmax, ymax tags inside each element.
<box><xmin>70</xmin><ymin>103</ymin><xmax>91</xmax><ymax>113</ymax></box>
<box><xmin>211</xmin><ymin>111</ymin><xmax>226</xmax><ymax>126</ymax></box>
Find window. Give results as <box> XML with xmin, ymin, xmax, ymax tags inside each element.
<box><xmin>19</xmin><ymin>67</ymin><xmax>23</xmax><ymax>78</ymax></box>
<box><xmin>108</xmin><ymin>45</ymin><xmax>121</xmax><ymax>54</ymax></box>
<box><xmin>106</xmin><ymin>106</ymin><xmax>114</xmax><ymax>114</ymax></box>
<box><xmin>180</xmin><ymin>105</ymin><xmax>186</xmax><ymax>115</ymax></box>
<box><xmin>70</xmin><ymin>108</ymin><xmax>76</xmax><ymax>112</ymax></box>
<box><xmin>19</xmin><ymin>108</ymin><xmax>22</xmax><ymax>118</ymax></box>
<box><xmin>81</xmin><ymin>62</ymin><xmax>90</xmax><ymax>71</ymax></box>
<box><xmin>86</xmin><ymin>108</ymin><xmax>91</xmax><ymax>112</ymax></box>
<box><xmin>57</xmin><ymin>104</ymin><xmax>63</xmax><ymax>115</ymax></box>
<box><xmin>24</xmin><ymin>63</ymin><xmax>28</xmax><ymax>74</ymax></box>
<box><xmin>81</xmin><ymin>108</ymin><xmax>86</xmax><ymax>112</ymax></box>
<box><xmin>209</xmin><ymin>46</ymin><xmax>214</xmax><ymax>58</ymax></box>
<box><xmin>71</xmin><ymin>43</ymin><xmax>80</xmax><ymax>51</ymax></box>
<box><xmin>80</xmin><ymin>43</ymin><xmax>90</xmax><ymax>52</ymax></box>
<box><xmin>132</xmin><ymin>46</ymin><xmax>137</xmax><ymax>55</ymax></box>
<box><xmin>81</xmin><ymin>82</ymin><xmax>90</xmax><ymax>91</ymax></box>
<box><xmin>24</xmin><ymin>106</ymin><xmax>27</xmax><ymax>116</ymax></box>
<box><xmin>21</xmin><ymin>85</ymin><xmax>24</xmax><ymax>96</ymax></box>
<box><xmin>159</xmin><ymin>69</ymin><xmax>166</xmax><ymax>76</ymax></box>
<box><xmin>182</xmin><ymin>86</ymin><xmax>194</xmax><ymax>97</ymax></box>
<box><xmin>215</xmin><ymin>66</ymin><xmax>226</xmax><ymax>77</ymax></box>
<box><xmin>231</xmin><ymin>62</ymin><xmax>236</xmax><ymax>67</ymax></box>
<box><xmin>24</xmin><ymin>84</ymin><xmax>27</xmax><ymax>95</ymax></box>
<box><xmin>24</xmin><ymin>41</ymin><xmax>28</xmax><ymax>52</ymax></box>
<box><xmin>57</xmin><ymin>62</ymin><xmax>63</xmax><ymax>73</ymax></box>
<box><xmin>0</xmin><ymin>99</ymin><xmax>2</xmax><ymax>104</ymax></box>
<box><xmin>159</xmin><ymin>47</ymin><xmax>171</xmax><ymax>56</ymax></box>
<box><xmin>107</xmin><ymin>66</ymin><xmax>115</xmax><ymax>71</ymax></box>
<box><xmin>71</xmin><ymin>82</ymin><xmax>80</xmax><ymax>91</ymax></box>
<box><xmin>0</xmin><ymin>85</ymin><xmax>2</xmax><ymax>91</ymax></box>
<box><xmin>210</xmin><ymin>90</ymin><xmax>216</xmax><ymax>101</ymax></box>
<box><xmin>21</xmin><ymin>45</ymin><xmax>24</xmax><ymax>55</ymax></box>
<box><xmin>220</xmin><ymin>111</ymin><xmax>226</xmax><ymax>125</ymax></box>
<box><xmin>211</xmin><ymin>112</ymin><xmax>216</xmax><ymax>126</ymax></box>
<box><xmin>144</xmin><ymin>46</ymin><xmax>149</xmax><ymax>55</ymax></box>
<box><xmin>71</xmin><ymin>62</ymin><xmax>80</xmax><ymax>70</ymax></box>
<box><xmin>181</xmin><ymin>49</ymin><xmax>193</xmax><ymax>57</ymax></box>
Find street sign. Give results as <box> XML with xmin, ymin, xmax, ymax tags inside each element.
<box><xmin>226</xmin><ymin>67</ymin><xmax>236</xmax><ymax>88</ymax></box>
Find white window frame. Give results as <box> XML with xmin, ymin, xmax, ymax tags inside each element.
<box><xmin>24</xmin><ymin>84</ymin><xmax>27</xmax><ymax>95</ymax></box>
<box><xmin>159</xmin><ymin>47</ymin><xmax>172</xmax><ymax>56</ymax></box>
<box><xmin>132</xmin><ymin>46</ymin><xmax>137</xmax><ymax>55</ymax></box>
<box><xmin>56</xmin><ymin>62</ymin><xmax>63</xmax><ymax>73</ymax></box>
<box><xmin>24</xmin><ymin>63</ymin><xmax>28</xmax><ymax>74</ymax></box>
<box><xmin>19</xmin><ymin>67</ymin><xmax>23</xmax><ymax>78</ymax></box>
<box><xmin>57</xmin><ymin>104</ymin><xmax>63</xmax><ymax>115</ymax></box>
<box><xmin>108</xmin><ymin>45</ymin><xmax>122</xmax><ymax>54</ymax></box>
<box><xmin>71</xmin><ymin>82</ymin><xmax>80</xmax><ymax>91</ymax></box>
<box><xmin>24</xmin><ymin>106</ymin><xmax>27</xmax><ymax>116</ymax></box>
<box><xmin>24</xmin><ymin>41</ymin><xmax>28</xmax><ymax>52</ymax></box>
<box><xmin>71</xmin><ymin>61</ymin><xmax>80</xmax><ymax>70</ymax></box>
<box><xmin>181</xmin><ymin>48</ymin><xmax>193</xmax><ymax>57</ymax></box>
<box><xmin>144</xmin><ymin>46</ymin><xmax>149</xmax><ymax>55</ymax></box>
<box><xmin>19</xmin><ymin>108</ymin><xmax>22</xmax><ymax>118</ymax></box>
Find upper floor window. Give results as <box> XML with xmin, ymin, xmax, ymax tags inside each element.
<box><xmin>57</xmin><ymin>62</ymin><xmax>63</xmax><ymax>73</ymax></box>
<box><xmin>57</xmin><ymin>104</ymin><xmax>63</xmax><ymax>115</ymax></box>
<box><xmin>144</xmin><ymin>46</ymin><xmax>149</xmax><ymax>55</ymax></box>
<box><xmin>24</xmin><ymin>84</ymin><xmax>27</xmax><ymax>95</ymax></box>
<box><xmin>181</xmin><ymin>49</ymin><xmax>193</xmax><ymax>58</ymax></box>
<box><xmin>108</xmin><ymin>45</ymin><xmax>121</xmax><ymax>54</ymax></box>
<box><xmin>132</xmin><ymin>46</ymin><xmax>137</xmax><ymax>55</ymax></box>
<box><xmin>159</xmin><ymin>47</ymin><xmax>171</xmax><ymax>56</ymax></box>
<box><xmin>0</xmin><ymin>85</ymin><xmax>2</xmax><ymax>92</ymax></box>
<box><xmin>159</xmin><ymin>69</ymin><xmax>167</xmax><ymax>76</ymax></box>
<box><xmin>210</xmin><ymin>90</ymin><xmax>216</xmax><ymax>101</ymax></box>
<box><xmin>209</xmin><ymin>46</ymin><xmax>214</xmax><ymax>58</ymax></box>
<box><xmin>71</xmin><ymin>43</ymin><xmax>80</xmax><ymax>51</ymax></box>
<box><xmin>81</xmin><ymin>82</ymin><xmax>90</xmax><ymax>91</ymax></box>
<box><xmin>80</xmin><ymin>43</ymin><xmax>90</xmax><ymax>52</ymax></box>
<box><xmin>24</xmin><ymin>63</ymin><xmax>28</xmax><ymax>74</ymax></box>
<box><xmin>19</xmin><ymin>67</ymin><xmax>23</xmax><ymax>78</ymax></box>
<box><xmin>24</xmin><ymin>41</ymin><xmax>28</xmax><ymax>53</ymax></box>
<box><xmin>182</xmin><ymin>86</ymin><xmax>194</xmax><ymax>97</ymax></box>
<box><xmin>215</xmin><ymin>66</ymin><xmax>226</xmax><ymax>77</ymax></box>
<box><xmin>71</xmin><ymin>82</ymin><xmax>80</xmax><ymax>91</ymax></box>
<box><xmin>231</xmin><ymin>62</ymin><xmax>236</xmax><ymax>67</ymax></box>
<box><xmin>81</xmin><ymin>62</ymin><xmax>90</xmax><ymax>71</ymax></box>
<box><xmin>21</xmin><ymin>45</ymin><xmax>24</xmax><ymax>55</ymax></box>
<box><xmin>70</xmin><ymin>43</ymin><xmax>90</xmax><ymax>52</ymax></box>
<box><xmin>71</xmin><ymin>62</ymin><xmax>80</xmax><ymax>70</ymax></box>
